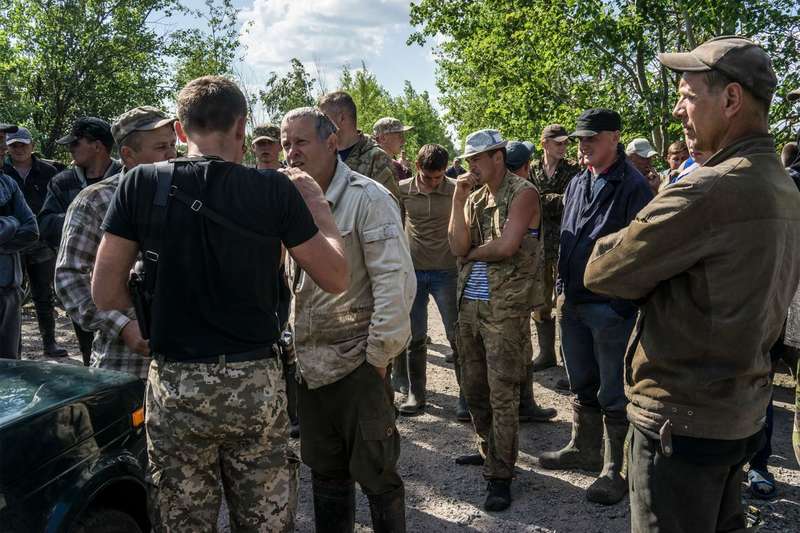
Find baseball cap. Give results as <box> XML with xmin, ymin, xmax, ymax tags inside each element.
<box><xmin>506</xmin><ymin>141</ymin><xmax>535</xmax><ymax>170</ymax></box>
<box><xmin>56</xmin><ymin>117</ymin><xmax>114</xmax><ymax>149</ymax></box>
<box><xmin>0</xmin><ymin>124</ymin><xmax>18</xmax><ymax>134</ymax></box>
<box><xmin>789</xmin><ymin>88</ymin><xmax>800</xmax><ymax>102</ymax></box>
<box><xmin>463</xmin><ymin>129</ymin><xmax>507</xmax><ymax>158</ymax></box>
<box><xmin>373</xmin><ymin>117</ymin><xmax>413</xmax><ymax>137</ymax></box>
<box><xmin>625</xmin><ymin>138</ymin><xmax>657</xmax><ymax>158</ymax></box>
<box><xmin>541</xmin><ymin>124</ymin><xmax>570</xmax><ymax>142</ymax></box>
<box><xmin>252</xmin><ymin>125</ymin><xmax>281</xmax><ymax>144</ymax></box>
<box><xmin>570</xmin><ymin>109</ymin><xmax>622</xmax><ymax>138</ymax></box>
<box><xmin>6</xmin><ymin>127</ymin><xmax>33</xmax><ymax>145</ymax></box>
<box><xmin>112</xmin><ymin>106</ymin><xmax>175</xmax><ymax>145</ymax></box>
<box><xmin>658</xmin><ymin>36</ymin><xmax>777</xmax><ymax>103</ymax></box>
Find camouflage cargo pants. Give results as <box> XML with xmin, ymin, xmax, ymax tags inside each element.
<box><xmin>533</xmin><ymin>255</ymin><xmax>557</xmax><ymax>322</ymax></box>
<box><xmin>457</xmin><ymin>299</ymin><xmax>528</xmax><ymax>480</ymax></box>
<box><xmin>146</xmin><ymin>357</ymin><xmax>298</xmax><ymax>533</ymax></box>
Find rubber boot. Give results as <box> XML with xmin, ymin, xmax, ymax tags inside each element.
<box><xmin>532</xmin><ymin>319</ymin><xmax>557</xmax><ymax>371</ymax></box>
<box><xmin>391</xmin><ymin>351</ymin><xmax>409</xmax><ymax>395</ymax></box>
<box><xmin>367</xmin><ymin>485</ymin><xmax>406</xmax><ymax>533</ymax></box>
<box><xmin>539</xmin><ymin>401</ymin><xmax>603</xmax><ymax>472</ymax></box>
<box><xmin>484</xmin><ymin>478</ymin><xmax>512</xmax><ymax>512</ymax></box>
<box><xmin>586</xmin><ymin>411</ymin><xmax>629</xmax><ymax>505</ymax></box>
<box><xmin>519</xmin><ymin>363</ymin><xmax>557</xmax><ymax>422</ymax></box>
<box><xmin>453</xmin><ymin>352</ymin><xmax>470</xmax><ymax>421</ymax></box>
<box><xmin>311</xmin><ymin>473</ymin><xmax>355</xmax><ymax>533</ymax></box>
<box><xmin>37</xmin><ymin>309</ymin><xmax>67</xmax><ymax>357</ymax></box>
<box><xmin>399</xmin><ymin>339</ymin><xmax>427</xmax><ymax>416</ymax></box>
<box><xmin>284</xmin><ymin>361</ymin><xmax>300</xmax><ymax>439</ymax></box>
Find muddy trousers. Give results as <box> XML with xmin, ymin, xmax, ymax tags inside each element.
<box><xmin>146</xmin><ymin>357</ymin><xmax>297</xmax><ymax>533</ymax></box>
<box><xmin>457</xmin><ymin>299</ymin><xmax>528</xmax><ymax>480</ymax></box>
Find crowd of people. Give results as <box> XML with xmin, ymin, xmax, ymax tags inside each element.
<box><xmin>2</xmin><ymin>35</ymin><xmax>800</xmax><ymax>533</ymax></box>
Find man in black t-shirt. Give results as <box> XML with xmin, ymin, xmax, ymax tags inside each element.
<box><xmin>93</xmin><ymin>76</ymin><xmax>348</xmax><ymax>532</ymax></box>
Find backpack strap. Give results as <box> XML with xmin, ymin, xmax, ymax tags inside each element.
<box><xmin>140</xmin><ymin>161</ymin><xmax>175</xmax><ymax>293</ymax></box>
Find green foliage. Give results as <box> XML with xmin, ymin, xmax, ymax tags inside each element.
<box><xmin>258</xmin><ymin>59</ymin><xmax>316</xmax><ymax>124</ymax></box>
<box><xmin>409</xmin><ymin>0</ymin><xmax>800</xmax><ymax>154</ymax></box>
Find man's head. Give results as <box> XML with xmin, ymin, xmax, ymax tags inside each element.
<box><xmin>463</xmin><ymin>129</ymin><xmax>507</xmax><ymax>184</ymax></box>
<box><xmin>540</xmin><ymin>124</ymin><xmax>570</xmax><ymax>162</ymax></box>
<box><xmin>625</xmin><ymin>138</ymin><xmax>658</xmax><ymax>176</ymax></box>
<box><xmin>660</xmin><ymin>36</ymin><xmax>776</xmax><ymax>154</ymax></box>
<box><xmin>251</xmin><ymin>124</ymin><xmax>282</xmax><ymax>168</ymax></box>
<box><xmin>373</xmin><ymin>117</ymin><xmax>412</xmax><ymax>157</ymax></box>
<box><xmin>782</xmin><ymin>142</ymin><xmax>798</xmax><ymax>168</ymax></box>
<box><xmin>281</xmin><ymin>107</ymin><xmax>338</xmax><ymax>183</ymax></box>
<box><xmin>416</xmin><ymin>143</ymin><xmax>449</xmax><ymax>189</ymax></box>
<box><xmin>6</xmin><ymin>127</ymin><xmax>34</xmax><ymax>165</ymax></box>
<box><xmin>175</xmin><ymin>76</ymin><xmax>247</xmax><ymax>160</ymax></box>
<box><xmin>506</xmin><ymin>141</ymin><xmax>534</xmax><ymax>178</ymax></box>
<box><xmin>112</xmin><ymin>106</ymin><xmax>177</xmax><ymax>169</ymax></box>
<box><xmin>666</xmin><ymin>140</ymin><xmax>689</xmax><ymax>170</ymax></box>
<box><xmin>57</xmin><ymin>117</ymin><xmax>114</xmax><ymax>168</ymax></box>
<box><xmin>318</xmin><ymin>92</ymin><xmax>358</xmax><ymax>136</ymax></box>
<box><xmin>453</xmin><ymin>157</ymin><xmax>462</xmax><ymax>168</ymax></box>
<box><xmin>570</xmin><ymin>109</ymin><xmax>622</xmax><ymax>171</ymax></box>
<box><xmin>0</xmin><ymin>123</ymin><xmax>18</xmax><ymax>159</ymax></box>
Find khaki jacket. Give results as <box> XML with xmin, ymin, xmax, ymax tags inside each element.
<box><xmin>292</xmin><ymin>162</ymin><xmax>415</xmax><ymax>389</ymax></box>
<box><xmin>585</xmin><ymin>136</ymin><xmax>800</xmax><ymax>440</ymax></box>
<box><xmin>343</xmin><ymin>133</ymin><xmax>401</xmax><ymax>201</ymax></box>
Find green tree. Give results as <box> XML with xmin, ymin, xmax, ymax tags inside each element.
<box><xmin>258</xmin><ymin>59</ymin><xmax>316</xmax><ymax>124</ymax></box>
<box><xmin>410</xmin><ymin>0</ymin><xmax>800</xmax><ymax>154</ymax></box>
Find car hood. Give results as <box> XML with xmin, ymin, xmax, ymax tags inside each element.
<box><xmin>0</xmin><ymin>360</ymin><xmax>140</xmax><ymax>428</ymax></box>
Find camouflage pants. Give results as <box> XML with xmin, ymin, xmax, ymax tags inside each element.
<box><xmin>457</xmin><ymin>299</ymin><xmax>528</xmax><ymax>479</ymax></box>
<box><xmin>532</xmin><ymin>255</ymin><xmax>557</xmax><ymax>322</ymax></box>
<box><xmin>146</xmin><ymin>357</ymin><xmax>298</xmax><ymax>533</ymax></box>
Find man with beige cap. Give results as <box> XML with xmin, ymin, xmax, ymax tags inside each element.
<box><xmin>374</xmin><ymin>117</ymin><xmax>413</xmax><ymax>181</ymax></box>
<box><xmin>583</xmin><ymin>36</ymin><xmax>800</xmax><ymax>532</ymax></box>
<box><xmin>625</xmin><ymin>138</ymin><xmax>661</xmax><ymax>195</ymax></box>
<box><xmin>56</xmin><ymin>106</ymin><xmax>177</xmax><ymax>378</ymax></box>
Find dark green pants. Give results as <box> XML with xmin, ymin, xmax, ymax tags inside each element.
<box><xmin>298</xmin><ymin>362</ymin><xmax>402</xmax><ymax>496</ymax></box>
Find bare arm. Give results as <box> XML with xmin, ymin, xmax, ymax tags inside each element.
<box><xmin>448</xmin><ymin>173</ymin><xmax>475</xmax><ymax>257</ymax></box>
<box><xmin>466</xmin><ymin>188</ymin><xmax>539</xmax><ymax>262</ymax></box>
<box><xmin>92</xmin><ymin>233</ymin><xmax>139</xmax><ymax>311</ymax></box>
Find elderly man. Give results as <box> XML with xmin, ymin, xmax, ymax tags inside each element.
<box><xmin>56</xmin><ymin>106</ymin><xmax>177</xmax><ymax>378</ymax></box>
<box><xmin>626</xmin><ymin>138</ymin><xmax>661</xmax><ymax>195</ymax></box>
<box><xmin>318</xmin><ymin>92</ymin><xmax>400</xmax><ymax>201</ymax></box>
<box><xmin>529</xmin><ymin>125</ymin><xmax>579</xmax><ymax>372</ymax></box>
<box><xmin>374</xmin><ymin>117</ymin><xmax>413</xmax><ymax>181</ymax></box>
<box><xmin>450</xmin><ymin>129</ymin><xmax>546</xmax><ymax>511</ymax></box>
<box><xmin>583</xmin><ymin>37</ymin><xmax>800</xmax><ymax>532</ymax></box>
<box><xmin>281</xmin><ymin>107</ymin><xmax>414</xmax><ymax>531</ymax></box>
<box><xmin>539</xmin><ymin>109</ymin><xmax>652</xmax><ymax>506</ymax></box>
<box><xmin>252</xmin><ymin>124</ymin><xmax>282</xmax><ymax>170</ymax></box>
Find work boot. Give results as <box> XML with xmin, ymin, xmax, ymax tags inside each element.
<box><xmin>586</xmin><ymin>411</ymin><xmax>629</xmax><ymax>505</ymax></box>
<box><xmin>556</xmin><ymin>377</ymin><xmax>571</xmax><ymax>391</ymax></box>
<box><xmin>311</xmin><ymin>473</ymin><xmax>355</xmax><ymax>533</ymax></box>
<box><xmin>539</xmin><ymin>401</ymin><xmax>603</xmax><ymax>472</ymax></box>
<box><xmin>391</xmin><ymin>351</ymin><xmax>409</xmax><ymax>395</ymax></box>
<box><xmin>367</xmin><ymin>485</ymin><xmax>406</xmax><ymax>533</ymax></box>
<box><xmin>455</xmin><ymin>453</ymin><xmax>485</xmax><ymax>466</ymax></box>
<box><xmin>399</xmin><ymin>339</ymin><xmax>427</xmax><ymax>416</ymax></box>
<box><xmin>484</xmin><ymin>479</ymin><xmax>512</xmax><ymax>512</ymax></box>
<box><xmin>532</xmin><ymin>319</ymin><xmax>557</xmax><ymax>371</ymax></box>
<box><xmin>38</xmin><ymin>312</ymin><xmax>67</xmax><ymax>357</ymax></box>
<box><xmin>519</xmin><ymin>363</ymin><xmax>557</xmax><ymax>422</ymax></box>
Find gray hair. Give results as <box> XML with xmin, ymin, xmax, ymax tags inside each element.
<box><xmin>281</xmin><ymin>107</ymin><xmax>337</xmax><ymax>142</ymax></box>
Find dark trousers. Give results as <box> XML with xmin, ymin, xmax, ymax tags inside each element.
<box><xmin>72</xmin><ymin>321</ymin><xmax>93</xmax><ymax>365</ymax></box>
<box><xmin>298</xmin><ymin>362</ymin><xmax>402</xmax><ymax>496</ymax></box>
<box><xmin>630</xmin><ymin>426</ymin><xmax>759</xmax><ymax>533</ymax></box>
<box><xmin>24</xmin><ymin>255</ymin><xmax>56</xmax><ymax>329</ymax></box>
<box><xmin>559</xmin><ymin>300</ymin><xmax>634</xmax><ymax>412</ymax></box>
<box><xmin>0</xmin><ymin>286</ymin><xmax>21</xmax><ymax>358</ymax></box>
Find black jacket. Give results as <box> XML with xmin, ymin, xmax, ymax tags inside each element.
<box><xmin>3</xmin><ymin>155</ymin><xmax>58</xmax><ymax>215</ymax></box>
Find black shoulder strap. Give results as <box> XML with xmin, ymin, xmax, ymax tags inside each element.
<box><xmin>140</xmin><ymin>162</ymin><xmax>175</xmax><ymax>293</ymax></box>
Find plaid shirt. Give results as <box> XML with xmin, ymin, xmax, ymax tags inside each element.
<box><xmin>55</xmin><ymin>172</ymin><xmax>150</xmax><ymax>379</ymax></box>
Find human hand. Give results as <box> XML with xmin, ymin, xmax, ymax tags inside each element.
<box><xmin>121</xmin><ymin>320</ymin><xmax>150</xmax><ymax>356</ymax></box>
<box><xmin>454</xmin><ymin>172</ymin><xmax>478</xmax><ymax>203</ymax></box>
<box><xmin>284</xmin><ymin>167</ymin><xmax>326</xmax><ymax>205</ymax></box>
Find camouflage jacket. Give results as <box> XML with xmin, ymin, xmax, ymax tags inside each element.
<box><xmin>529</xmin><ymin>158</ymin><xmax>579</xmax><ymax>260</ymax></box>
<box><xmin>343</xmin><ymin>133</ymin><xmax>400</xmax><ymax>202</ymax></box>
<box><xmin>457</xmin><ymin>171</ymin><xmax>544</xmax><ymax>317</ymax></box>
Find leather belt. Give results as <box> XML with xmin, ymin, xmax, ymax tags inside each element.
<box><xmin>156</xmin><ymin>344</ymin><xmax>280</xmax><ymax>364</ymax></box>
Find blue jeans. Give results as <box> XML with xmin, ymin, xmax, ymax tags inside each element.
<box><xmin>558</xmin><ymin>300</ymin><xmax>635</xmax><ymax>412</ymax></box>
<box><xmin>410</xmin><ymin>270</ymin><xmax>458</xmax><ymax>346</ymax></box>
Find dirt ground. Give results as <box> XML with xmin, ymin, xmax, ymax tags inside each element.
<box><xmin>20</xmin><ymin>302</ymin><xmax>800</xmax><ymax>532</ymax></box>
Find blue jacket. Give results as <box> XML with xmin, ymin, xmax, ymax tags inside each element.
<box><xmin>557</xmin><ymin>149</ymin><xmax>652</xmax><ymax>316</ymax></box>
<box><xmin>0</xmin><ymin>172</ymin><xmax>38</xmax><ymax>288</ymax></box>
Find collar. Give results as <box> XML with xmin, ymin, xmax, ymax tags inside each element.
<box><xmin>409</xmin><ymin>175</ymin><xmax>452</xmax><ymax>195</ymax></box>
<box><xmin>704</xmin><ymin>135</ymin><xmax>777</xmax><ymax>168</ymax></box>
<box><xmin>324</xmin><ymin>160</ymin><xmax>350</xmax><ymax>208</ymax></box>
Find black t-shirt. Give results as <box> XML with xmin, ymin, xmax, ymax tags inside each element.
<box><xmin>102</xmin><ymin>156</ymin><xmax>318</xmax><ymax>359</ymax></box>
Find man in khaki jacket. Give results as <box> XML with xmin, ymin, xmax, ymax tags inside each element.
<box><xmin>281</xmin><ymin>107</ymin><xmax>415</xmax><ymax>532</ymax></box>
<box><xmin>584</xmin><ymin>37</ymin><xmax>800</xmax><ymax>532</ymax></box>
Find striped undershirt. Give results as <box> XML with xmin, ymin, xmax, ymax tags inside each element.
<box><xmin>463</xmin><ymin>228</ymin><xmax>540</xmax><ymax>302</ymax></box>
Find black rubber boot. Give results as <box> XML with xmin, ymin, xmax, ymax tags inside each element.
<box><xmin>284</xmin><ymin>361</ymin><xmax>300</xmax><ymax>439</ymax></box>
<box><xmin>455</xmin><ymin>453</ymin><xmax>484</xmax><ymax>466</ymax></box>
<box><xmin>391</xmin><ymin>350</ymin><xmax>409</xmax><ymax>395</ymax></box>
<box><xmin>484</xmin><ymin>478</ymin><xmax>512</xmax><ymax>512</ymax></box>
<box><xmin>519</xmin><ymin>363</ymin><xmax>557</xmax><ymax>422</ymax></box>
<box><xmin>586</xmin><ymin>411</ymin><xmax>629</xmax><ymax>505</ymax></box>
<box><xmin>539</xmin><ymin>401</ymin><xmax>603</xmax><ymax>472</ymax></box>
<box><xmin>312</xmin><ymin>473</ymin><xmax>355</xmax><ymax>533</ymax></box>
<box><xmin>37</xmin><ymin>309</ymin><xmax>67</xmax><ymax>357</ymax></box>
<box><xmin>453</xmin><ymin>353</ymin><xmax>471</xmax><ymax>421</ymax></box>
<box><xmin>399</xmin><ymin>339</ymin><xmax>427</xmax><ymax>416</ymax></box>
<box><xmin>367</xmin><ymin>485</ymin><xmax>406</xmax><ymax>533</ymax></box>
<box><xmin>532</xmin><ymin>319</ymin><xmax>557</xmax><ymax>371</ymax></box>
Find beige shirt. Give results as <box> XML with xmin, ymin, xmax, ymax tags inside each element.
<box><xmin>291</xmin><ymin>161</ymin><xmax>415</xmax><ymax>389</ymax></box>
<box><xmin>398</xmin><ymin>176</ymin><xmax>457</xmax><ymax>271</ymax></box>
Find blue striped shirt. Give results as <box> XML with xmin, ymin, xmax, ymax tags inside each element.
<box><xmin>463</xmin><ymin>229</ymin><xmax>540</xmax><ymax>301</ymax></box>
